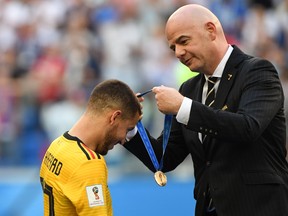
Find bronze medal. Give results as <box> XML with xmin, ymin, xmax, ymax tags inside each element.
<box><xmin>154</xmin><ymin>171</ymin><xmax>167</xmax><ymax>186</ymax></box>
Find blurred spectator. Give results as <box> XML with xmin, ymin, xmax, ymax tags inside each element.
<box><xmin>25</xmin><ymin>41</ymin><xmax>66</xmax><ymax>104</ymax></box>
<box><xmin>241</xmin><ymin>2</ymin><xmax>280</xmax><ymax>55</ymax></box>
<box><xmin>62</xmin><ymin>3</ymin><xmax>102</xmax><ymax>92</ymax></box>
<box><xmin>40</xmin><ymin>88</ymin><xmax>85</xmax><ymax>142</ymax></box>
<box><xmin>97</xmin><ymin>0</ymin><xmax>145</xmax><ymax>91</ymax></box>
<box><xmin>275</xmin><ymin>0</ymin><xmax>288</xmax><ymax>50</ymax></box>
<box><xmin>0</xmin><ymin>63</ymin><xmax>17</xmax><ymax>164</ymax></box>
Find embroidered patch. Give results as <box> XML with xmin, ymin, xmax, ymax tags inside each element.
<box><xmin>86</xmin><ymin>184</ymin><xmax>104</xmax><ymax>207</ymax></box>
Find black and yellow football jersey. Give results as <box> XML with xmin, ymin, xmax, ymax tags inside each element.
<box><xmin>40</xmin><ymin>132</ymin><xmax>112</xmax><ymax>216</ymax></box>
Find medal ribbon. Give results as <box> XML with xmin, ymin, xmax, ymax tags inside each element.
<box><xmin>136</xmin><ymin>114</ymin><xmax>173</xmax><ymax>171</ymax></box>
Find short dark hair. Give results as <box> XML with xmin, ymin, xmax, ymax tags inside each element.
<box><xmin>86</xmin><ymin>79</ymin><xmax>141</xmax><ymax>119</ymax></box>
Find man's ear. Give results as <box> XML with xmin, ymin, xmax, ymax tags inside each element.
<box><xmin>109</xmin><ymin>110</ymin><xmax>122</xmax><ymax>125</ymax></box>
<box><xmin>205</xmin><ymin>22</ymin><xmax>216</xmax><ymax>40</ymax></box>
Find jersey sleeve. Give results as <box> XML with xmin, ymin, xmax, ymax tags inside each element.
<box><xmin>63</xmin><ymin>158</ymin><xmax>112</xmax><ymax>216</ymax></box>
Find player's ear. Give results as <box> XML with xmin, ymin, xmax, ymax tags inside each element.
<box><xmin>109</xmin><ymin>110</ymin><xmax>122</xmax><ymax>125</ymax></box>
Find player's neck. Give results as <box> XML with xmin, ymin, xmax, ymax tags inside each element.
<box><xmin>69</xmin><ymin>115</ymin><xmax>105</xmax><ymax>151</ymax></box>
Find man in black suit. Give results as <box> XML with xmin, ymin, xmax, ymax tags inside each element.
<box><xmin>124</xmin><ymin>4</ymin><xmax>288</xmax><ymax>216</ymax></box>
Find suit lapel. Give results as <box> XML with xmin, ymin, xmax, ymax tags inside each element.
<box><xmin>214</xmin><ymin>46</ymin><xmax>246</xmax><ymax>109</ymax></box>
<box><xmin>204</xmin><ymin>46</ymin><xmax>247</xmax><ymax>157</ymax></box>
<box><xmin>213</xmin><ymin>66</ymin><xmax>237</xmax><ymax>109</ymax></box>
<box><xmin>191</xmin><ymin>74</ymin><xmax>206</xmax><ymax>102</ymax></box>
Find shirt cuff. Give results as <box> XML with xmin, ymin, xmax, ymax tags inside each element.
<box><xmin>126</xmin><ymin>126</ymin><xmax>138</xmax><ymax>141</ymax></box>
<box><xmin>176</xmin><ymin>97</ymin><xmax>192</xmax><ymax>125</ymax></box>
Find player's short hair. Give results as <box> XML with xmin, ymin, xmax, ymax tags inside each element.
<box><xmin>86</xmin><ymin>79</ymin><xmax>141</xmax><ymax>119</ymax></box>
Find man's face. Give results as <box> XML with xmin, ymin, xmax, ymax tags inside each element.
<box><xmin>165</xmin><ymin>18</ymin><xmax>212</xmax><ymax>73</ymax></box>
<box><xmin>99</xmin><ymin>113</ymin><xmax>140</xmax><ymax>155</ymax></box>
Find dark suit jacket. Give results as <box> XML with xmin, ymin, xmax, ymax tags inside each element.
<box><xmin>125</xmin><ymin>46</ymin><xmax>288</xmax><ymax>216</ymax></box>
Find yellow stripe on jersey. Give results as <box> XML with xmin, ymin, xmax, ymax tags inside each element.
<box><xmin>40</xmin><ymin>132</ymin><xmax>112</xmax><ymax>216</ymax></box>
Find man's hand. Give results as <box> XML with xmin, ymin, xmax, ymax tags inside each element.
<box><xmin>152</xmin><ymin>85</ymin><xmax>184</xmax><ymax>115</ymax></box>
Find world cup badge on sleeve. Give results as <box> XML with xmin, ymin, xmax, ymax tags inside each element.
<box><xmin>86</xmin><ymin>184</ymin><xmax>104</xmax><ymax>207</ymax></box>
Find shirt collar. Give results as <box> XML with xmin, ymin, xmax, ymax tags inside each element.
<box><xmin>205</xmin><ymin>45</ymin><xmax>233</xmax><ymax>80</ymax></box>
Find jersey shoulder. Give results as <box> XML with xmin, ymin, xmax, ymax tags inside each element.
<box><xmin>61</xmin><ymin>131</ymin><xmax>102</xmax><ymax>161</ymax></box>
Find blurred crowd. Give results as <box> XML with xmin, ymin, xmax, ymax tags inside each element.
<box><xmin>0</xmin><ymin>0</ymin><xmax>287</xmax><ymax>167</ymax></box>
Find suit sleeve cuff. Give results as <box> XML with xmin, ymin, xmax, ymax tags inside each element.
<box><xmin>176</xmin><ymin>97</ymin><xmax>192</xmax><ymax>125</ymax></box>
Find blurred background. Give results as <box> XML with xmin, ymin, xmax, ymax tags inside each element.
<box><xmin>0</xmin><ymin>0</ymin><xmax>287</xmax><ymax>215</ymax></box>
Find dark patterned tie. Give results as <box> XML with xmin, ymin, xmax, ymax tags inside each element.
<box><xmin>202</xmin><ymin>77</ymin><xmax>218</xmax><ymax>142</ymax></box>
<box><xmin>205</xmin><ymin>77</ymin><xmax>218</xmax><ymax>107</ymax></box>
